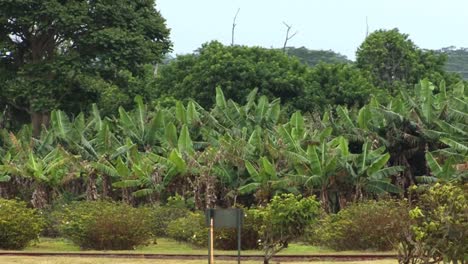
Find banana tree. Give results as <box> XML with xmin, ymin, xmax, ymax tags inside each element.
<box><xmin>347</xmin><ymin>141</ymin><xmax>403</xmax><ymax>201</ymax></box>
<box><xmin>417</xmin><ymin>152</ymin><xmax>467</xmax><ymax>183</ymax></box>
<box><xmin>287</xmin><ymin>135</ymin><xmax>350</xmax><ymax>213</ymax></box>
<box><xmin>0</xmin><ymin>147</ymin><xmax>71</xmax><ymax>208</ymax></box>
<box><xmin>238</xmin><ymin>156</ymin><xmax>295</xmax><ymax>205</ymax></box>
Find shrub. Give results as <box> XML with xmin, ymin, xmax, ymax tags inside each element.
<box><xmin>58</xmin><ymin>201</ymin><xmax>152</xmax><ymax>250</ymax></box>
<box><xmin>149</xmin><ymin>195</ymin><xmax>190</xmax><ymax>237</ymax></box>
<box><xmin>0</xmin><ymin>199</ymin><xmax>44</xmax><ymax>249</ymax></box>
<box><xmin>308</xmin><ymin>200</ymin><xmax>410</xmax><ymax>251</ymax></box>
<box><xmin>256</xmin><ymin>194</ymin><xmax>321</xmax><ymax>264</ymax></box>
<box><xmin>166</xmin><ymin>212</ymin><xmax>206</xmax><ymax>246</ymax></box>
<box><xmin>399</xmin><ymin>184</ymin><xmax>468</xmax><ymax>264</ymax></box>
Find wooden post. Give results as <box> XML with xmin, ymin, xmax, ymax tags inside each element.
<box><xmin>210</xmin><ymin>217</ymin><xmax>214</xmax><ymax>264</ymax></box>
<box><xmin>237</xmin><ymin>210</ymin><xmax>241</xmax><ymax>264</ymax></box>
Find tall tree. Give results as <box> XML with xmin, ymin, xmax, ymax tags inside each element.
<box><xmin>356</xmin><ymin>29</ymin><xmax>455</xmax><ymax>93</ymax></box>
<box><xmin>155</xmin><ymin>41</ymin><xmax>309</xmax><ymax>111</ymax></box>
<box><xmin>0</xmin><ymin>0</ymin><xmax>171</xmax><ymax>136</ymax></box>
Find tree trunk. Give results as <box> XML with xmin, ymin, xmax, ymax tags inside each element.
<box><xmin>102</xmin><ymin>174</ymin><xmax>111</xmax><ymax>199</ymax></box>
<box><xmin>86</xmin><ymin>172</ymin><xmax>99</xmax><ymax>201</ymax></box>
<box><xmin>31</xmin><ymin>183</ymin><xmax>48</xmax><ymax>209</ymax></box>
<box><xmin>31</xmin><ymin>111</ymin><xmax>50</xmax><ymax>138</ymax></box>
<box><xmin>205</xmin><ymin>175</ymin><xmax>217</xmax><ymax>208</ymax></box>
<box><xmin>192</xmin><ymin>177</ymin><xmax>203</xmax><ymax>210</ymax></box>
<box><xmin>321</xmin><ymin>186</ymin><xmax>330</xmax><ymax>213</ymax></box>
<box><xmin>122</xmin><ymin>188</ymin><xmax>133</xmax><ymax>204</ymax></box>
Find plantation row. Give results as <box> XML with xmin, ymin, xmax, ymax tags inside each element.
<box><xmin>0</xmin><ymin>79</ymin><xmax>467</xmax><ymax>263</ymax></box>
<box><xmin>0</xmin><ymin>80</ymin><xmax>466</xmax><ymax>210</ymax></box>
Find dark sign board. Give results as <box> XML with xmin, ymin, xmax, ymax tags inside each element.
<box><xmin>205</xmin><ymin>208</ymin><xmax>243</xmax><ymax>228</ymax></box>
<box><xmin>205</xmin><ymin>208</ymin><xmax>244</xmax><ymax>264</ymax></box>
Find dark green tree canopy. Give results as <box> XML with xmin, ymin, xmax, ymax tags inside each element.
<box><xmin>0</xmin><ymin>0</ymin><xmax>171</xmax><ymax>132</ymax></box>
<box><xmin>155</xmin><ymin>41</ymin><xmax>309</xmax><ymax>109</ymax></box>
<box><xmin>305</xmin><ymin>63</ymin><xmax>382</xmax><ymax>110</ymax></box>
<box><xmin>355</xmin><ymin>28</ymin><xmax>457</xmax><ymax>92</ymax></box>
<box><xmin>285</xmin><ymin>46</ymin><xmax>350</xmax><ymax>66</ymax></box>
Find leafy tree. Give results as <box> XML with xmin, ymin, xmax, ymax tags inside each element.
<box><xmin>155</xmin><ymin>41</ymin><xmax>309</xmax><ymax>110</ymax></box>
<box><xmin>306</xmin><ymin>63</ymin><xmax>383</xmax><ymax>109</ymax></box>
<box><xmin>399</xmin><ymin>184</ymin><xmax>468</xmax><ymax>264</ymax></box>
<box><xmin>0</xmin><ymin>0</ymin><xmax>171</xmax><ymax>136</ymax></box>
<box><xmin>254</xmin><ymin>194</ymin><xmax>320</xmax><ymax>264</ymax></box>
<box><xmin>356</xmin><ymin>29</ymin><xmax>455</xmax><ymax>93</ymax></box>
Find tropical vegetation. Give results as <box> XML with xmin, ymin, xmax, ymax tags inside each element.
<box><xmin>0</xmin><ymin>2</ymin><xmax>467</xmax><ymax>262</ymax></box>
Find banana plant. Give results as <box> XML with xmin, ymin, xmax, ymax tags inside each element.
<box><xmin>287</xmin><ymin>136</ymin><xmax>350</xmax><ymax>213</ymax></box>
<box><xmin>347</xmin><ymin>141</ymin><xmax>403</xmax><ymax>201</ymax></box>
<box><xmin>0</xmin><ymin>147</ymin><xmax>71</xmax><ymax>208</ymax></box>
<box><xmin>417</xmin><ymin>152</ymin><xmax>467</xmax><ymax>183</ymax></box>
<box><xmin>238</xmin><ymin>156</ymin><xmax>294</xmax><ymax>205</ymax></box>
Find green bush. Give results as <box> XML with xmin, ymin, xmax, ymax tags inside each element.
<box><xmin>308</xmin><ymin>200</ymin><xmax>410</xmax><ymax>251</ymax></box>
<box><xmin>166</xmin><ymin>212</ymin><xmax>206</xmax><ymax>246</ymax></box>
<box><xmin>149</xmin><ymin>195</ymin><xmax>190</xmax><ymax>237</ymax></box>
<box><xmin>0</xmin><ymin>199</ymin><xmax>44</xmax><ymax>249</ymax></box>
<box><xmin>58</xmin><ymin>201</ymin><xmax>152</xmax><ymax>250</ymax></box>
<box><xmin>399</xmin><ymin>184</ymin><xmax>468</xmax><ymax>264</ymax></box>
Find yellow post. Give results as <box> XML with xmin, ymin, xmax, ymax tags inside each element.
<box><xmin>210</xmin><ymin>217</ymin><xmax>214</xmax><ymax>263</ymax></box>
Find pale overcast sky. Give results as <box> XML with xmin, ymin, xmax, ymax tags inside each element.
<box><xmin>157</xmin><ymin>0</ymin><xmax>468</xmax><ymax>60</ymax></box>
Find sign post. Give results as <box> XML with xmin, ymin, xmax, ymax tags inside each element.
<box><xmin>205</xmin><ymin>208</ymin><xmax>243</xmax><ymax>264</ymax></box>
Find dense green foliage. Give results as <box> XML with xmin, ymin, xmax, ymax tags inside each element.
<box><xmin>399</xmin><ymin>184</ymin><xmax>468</xmax><ymax>264</ymax></box>
<box><xmin>0</xmin><ymin>80</ymin><xmax>465</xmax><ymax>213</ymax></box>
<box><xmin>0</xmin><ymin>199</ymin><xmax>44</xmax><ymax>249</ymax></box>
<box><xmin>306</xmin><ymin>63</ymin><xmax>382</xmax><ymax>108</ymax></box>
<box><xmin>309</xmin><ymin>200</ymin><xmax>410</xmax><ymax>251</ymax></box>
<box><xmin>149</xmin><ymin>196</ymin><xmax>190</xmax><ymax>237</ymax></box>
<box><xmin>285</xmin><ymin>47</ymin><xmax>350</xmax><ymax>66</ymax></box>
<box><xmin>356</xmin><ymin>29</ymin><xmax>459</xmax><ymax>93</ymax></box>
<box><xmin>166</xmin><ymin>211</ymin><xmax>206</xmax><ymax>246</ymax></box>
<box><xmin>155</xmin><ymin>41</ymin><xmax>310</xmax><ymax>110</ymax></box>
<box><xmin>0</xmin><ymin>0</ymin><xmax>171</xmax><ymax>133</ymax></box>
<box><xmin>0</xmin><ymin>4</ymin><xmax>466</xmax><ymax>256</ymax></box>
<box><xmin>58</xmin><ymin>201</ymin><xmax>153</xmax><ymax>250</ymax></box>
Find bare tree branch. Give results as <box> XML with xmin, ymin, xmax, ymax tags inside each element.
<box><xmin>231</xmin><ymin>8</ymin><xmax>240</xmax><ymax>46</ymax></box>
<box><xmin>365</xmin><ymin>16</ymin><xmax>369</xmax><ymax>37</ymax></box>
<box><xmin>282</xmin><ymin>22</ymin><xmax>298</xmax><ymax>53</ymax></box>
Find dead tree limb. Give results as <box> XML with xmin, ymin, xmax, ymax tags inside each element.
<box><xmin>282</xmin><ymin>22</ymin><xmax>298</xmax><ymax>53</ymax></box>
<box><xmin>231</xmin><ymin>8</ymin><xmax>240</xmax><ymax>46</ymax></box>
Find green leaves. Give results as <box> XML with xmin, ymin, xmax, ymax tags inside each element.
<box><xmin>178</xmin><ymin>125</ymin><xmax>194</xmax><ymax>154</ymax></box>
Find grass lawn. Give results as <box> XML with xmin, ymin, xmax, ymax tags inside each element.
<box><xmin>0</xmin><ymin>256</ymin><xmax>398</xmax><ymax>264</ymax></box>
<box><xmin>12</xmin><ymin>237</ymin><xmax>395</xmax><ymax>256</ymax></box>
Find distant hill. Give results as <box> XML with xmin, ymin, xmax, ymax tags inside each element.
<box><xmin>285</xmin><ymin>47</ymin><xmax>351</xmax><ymax>66</ymax></box>
<box><xmin>438</xmin><ymin>47</ymin><xmax>468</xmax><ymax>80</ymax></box>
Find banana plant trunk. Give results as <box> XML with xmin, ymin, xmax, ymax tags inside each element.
<box><xmin>122</xmin><ymin>188</ymin><xmax>133</xmax><ymax>204</ymax></box>
<box><xmin>321</xmin><ymin>185</ymin><xmax>330</xmax><ymax>213</ymax></box>
<box><xmin>31</xmin><ymin>111</ymin><xmax>50</xmax><ymax>138</ymax></box>
<box><xmin>86</xmin><ymin>172</ymin><xmax>99</xmax><ymax>201</ymax></box>
<box><xmin>31</xmin><ymin>183</ymin><xmax>48</xmax><ymax>209</ymax></box>
<box><xmin>102</xmin><ymin>174</ymin><xmax>111</xmax><ymax>198</ymax></box>
<box><xmin>205</xmin><ymin>175</ymin><xmax>217</xmax><ymax>209</ymax></box>
<box><xmin>192</xmin><ymin>177</ymin><xmax>203</xmax><ymax>210</ymax></box>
